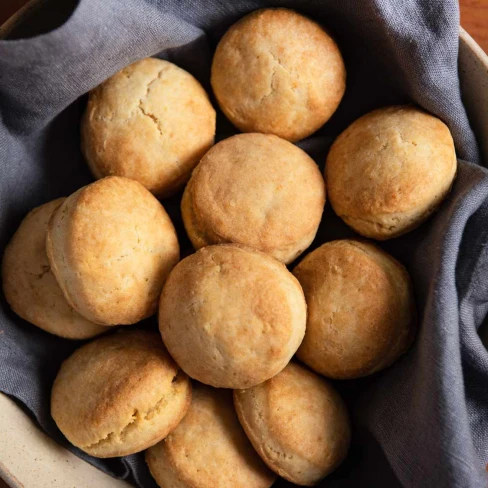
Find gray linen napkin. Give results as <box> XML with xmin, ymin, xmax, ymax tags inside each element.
<box><xmin>0</xmin><ymin>0</ymin><xmax>487</xmax><ymax>487</ymax></box>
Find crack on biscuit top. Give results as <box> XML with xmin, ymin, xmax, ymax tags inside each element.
<box><xmin>137</xmin><ymin>68</ymin><xmax>168</xmax><ymax>139</ymax></box>
<box><xmin>80</xmin><ymin>375</ymin><xmax>183</xmax><ymax>451</ymax></box>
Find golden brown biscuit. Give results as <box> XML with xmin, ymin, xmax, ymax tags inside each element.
<box><xmin>2</xmin><ymin>199</ymin><xmax>106</xmax><ymax>339</ymax></box>
<box><xmin>211</xmin><ymin>8</ymin><xmax>346</xmax><ymax>142</ymax></box>
<box><xmin>146</xmin><ymin>385</ymin><xmax>276</xmax><ymax>488</ymax></box>
<box><xmin>51</xmin><ymin>330</ymin><xmax>191</xmax><ymax>458</ymax></box>
<box><xmin>81</xmin><ymin>58</ymin><xmax>216</xmax><ymax>197</ymax></box>
<box><xmin>46</xmin><ymin>177</ymin><xmax>179</xmax><ymax>326</ymax></box>
<box><xmin>159</xmin><ymin>244</ymin><xmax>306</xmax><ymax>388</ymax></box>
<box><xmin>234</xmin><ymin>362</ymin><xmax>350</xmax><ymax>486</ymax></box>
<box><xmin>181</xmin><ymin>133</ymin><xmax>325</xmax><ymax>264</ymax></box>
<box><xmin>294</xmin><ymin>240</ymin><xmax>416</xmax><ymax>379</ymax></box>
<box><xmin>326</xmin><ymin>105</ymin><xmax>457</xmax><ymax>239</ymax></box>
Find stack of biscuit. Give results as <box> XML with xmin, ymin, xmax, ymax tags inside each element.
<box><xmin>2</xmin><ymin>7</ymin><xmax>457</xmax><ymax>487</ymax></box>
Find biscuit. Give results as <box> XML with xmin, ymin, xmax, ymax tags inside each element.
<box><xmin>146</xmin><ymin>384</ymin><xmax>276</xmax><ymax>488</ymax></box>
<box><xmin>51</xmin><ymin>330</ymin><xmax>191</xmax><ymax>458</ymax></box>
<box><xmin>326</xmin><ymin>105</ymin><xmax>457</xmax><ymax>239</ymax></box>
<box><xmin>181</xmin><ymin>133</ymin><xmax>325</xmax><ymax>264</ymax></box>
<box><xmin>81</xmin><ymin>58</ymin><xmax>216</xmax><ymax>197</ymax></box>
<box><xmin>159</xmin><ymin>244</ymin><xmax>306</xmax><ymax>388</ymax></box>
<box><xmin>234</xmin><ymin>362</ymin><xmax>350</xmax><ymax>486</ymax></box>
<box><xmin>46</xmin><ymin>177</ymin><xmax>179</xmax><ymax>326</ymax></box>
<box><xmin>211</xmin><ymin>8</ymin><xmax>346</xmax><ymax>142</ymax></box>
<box><xmin>2</xmin><ymin>199</ymin><xmax>106</xmax><ymax>339</ymax></box>
<box><xmin>293</xmin><ymin>240</ymin><xmax>416</xmax><ymax>379</ymax></box>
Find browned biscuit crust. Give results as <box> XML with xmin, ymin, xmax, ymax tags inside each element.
<box><xmin>82</xmin><ymin>58</ymin><xmax>216</xmax><ymax>197</ymax></box>
<box><xmin>159</xmin><ymin>244</ymin><xmax>306</xmax><ymax>388</ymax></box>
<box><xmin>326</xmin><ymin>105</ymin><xmax>457</xmax><ymax>239</ymax></box>
<box><xmin>294</xmin><ymin>240</ymin><xmax>416</xmax><ymax>379</ymax></box>
<box><xmin>51</xmin><ymin>330</ymin><xmax>192</xmax><ymax>458</ymax></box>
<box><xmin>211</xmin><ymin>8</ymin><xmax>346</xmax><ymax>142</ymax></box>
<box><xmin>146</xmin><ymin>385</ymin><xmax>276</xmax><ymax>488</ymax></box>
<box><xmin>234</xmin><ymin>362</ymin><xmax>351</xmax><ymax>486</ymax></box>
<box><xmin>182</xmin><ymin>133</ymin><xmax>325</xmax><ymax>264</ymax></box>
<box><xmin>2</xmin><ymin>199</ymin><xmax>106</xmax><ymax>339</ymax></box>
<box><xmin>46</xmin><ymin>176</ymin><xmax>180</xmax><ymax>326</ymax></box>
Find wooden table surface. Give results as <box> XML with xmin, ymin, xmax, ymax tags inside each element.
<box><xmin>460</xmin><ymin>0</ymin><xmax>488</xmax><ymax>52</ymax></box>
<box><xmin>0</xmin><ymin>1</ymin><xmax>486</xmax><ymax>488</ymax></box>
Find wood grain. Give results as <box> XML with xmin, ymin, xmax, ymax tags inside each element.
<box><xmin>460</xmin><ymin>0</ymin><xmax>488</xmax><ymax>52</ymax></box>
